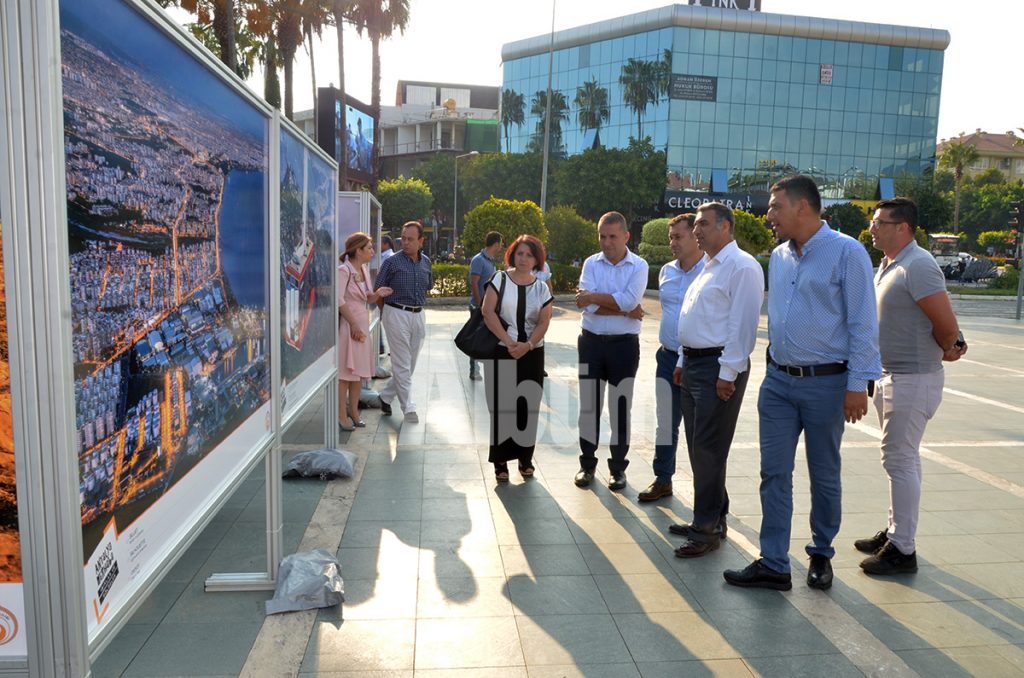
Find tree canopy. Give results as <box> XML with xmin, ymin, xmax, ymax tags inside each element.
<box><xmin>378</xmin><ymin>176</ymin><xmax>432</xmax><ymax>230</ymax></box>
<box><xmin>462</xmin><ymin>198</ymin><xmax>547</xmax><ymax>256</ymax></box>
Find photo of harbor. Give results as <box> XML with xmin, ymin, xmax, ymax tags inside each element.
<box><xmin>60</xmin><ymin>0</ymin><xmax>271</xmax><ymax>562</ymax></box>
<box><xmin>280</xmin><ymin>128</ymin><xmax>336</xmax><ymax>387</ymax></box>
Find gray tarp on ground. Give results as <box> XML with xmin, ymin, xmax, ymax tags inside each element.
<box><xmin>282</xmin><ymin>449</ymin><xmax>358</xmax><ymax>479</ymax></box>
<box><xmin>265</xmin><ymin>549</ymin><xmax>345</xmax><ymax>615</ymax></box>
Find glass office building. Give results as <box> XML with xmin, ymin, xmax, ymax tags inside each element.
<box><xmin>501</xmin><ymin>5</ymin><xmax>949</xmax><ymax>208</ymax></box>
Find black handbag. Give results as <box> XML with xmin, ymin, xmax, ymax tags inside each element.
<box><xmin>454</xmin><ymin>272</ymin><xmax>508</xmax><ymax>359</ymax></box>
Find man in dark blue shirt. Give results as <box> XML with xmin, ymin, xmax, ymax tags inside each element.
<box><xmin>467</xmin><ymin>231</ymin><xmax>503</xmax><ymax>380</ymax></box>
<box><xmin>374</xmin><ymin>221</ymin><xmax>434</xmax><ymax>423</ymax></box>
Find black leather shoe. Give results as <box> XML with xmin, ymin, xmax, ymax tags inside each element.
<box><xmin>668</xmin><ymin>519</ymin><xmax>727</xmax><ymax>540</ymax></box>
<box><xmin>638</xmin><ymin>481</ymin><xmax>672</xmax><ymax>502</ymax></box>
<box><xmin>608</xmin><ymin>472</ymin><xmax>627</xmax><ymax>491</ymax></box>
<box><xmin>807</xmin><ymin>554</ymin><xmax>833</xmax><ymax>590</ymax></box>
<box><xmin>674</xmin><ymin>538</ymin><xmax>720</xmax><ymax>558</ymax></box>
<box><xmin>723</xmin><ymin>559</ymin><xmax>792</xmax><ymax>590</ymax></box>
<box><xmin>574</xmin><ymin>469</ymin><xmax>595</xmax><ymax>488</ymax></box>
<box><xmin>380</xmin><ymin>400</ymin><xmax>392</xmax><ymax>416</ymax></box>
<box><xmin>860</xmin><ymin>542</ymin><xmax>918</xmax><ymax>575</ymax></box>
<box><xmin>854</xmin><ymin>529</ymin><xmax>888</xmax><ymax>554</ymax></box>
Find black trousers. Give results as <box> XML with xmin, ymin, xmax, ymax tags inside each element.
<box><xmin>577</xmin><ymin>331</ymin><xmax>640</xmax><ymax>474</ymax></box>
<box><xmin>681</xmin><ymin>355</ymin><xmax>750</xmax><ymax>541</ymax></box>
<box><xmin>484</xmin><ymin>345</ymin><xmax>545</xmax><ymax>465</ymax></box>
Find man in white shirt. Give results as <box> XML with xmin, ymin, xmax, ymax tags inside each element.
<box><xmin>574</xmin><ymin>211</ymin><xmax>649</xmax><ymax>491</ymax></box>
<box><xmin>638</xmin><ymin>213</ymin><xmax>704</xmax><ymax>502</ymax></box>
<box><xmin>671</xmin><ymin>202</ymin><xmax>764</xmax><ymax>557</ymax></box>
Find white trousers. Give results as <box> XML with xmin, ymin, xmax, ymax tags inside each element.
<box><xmin>873</xmin><ymin>369</ymin><xmax>944</xmax><ymax>554</ymax></box>
<box><xmin>379</xmin><ymin>305</ymin><xmax>426</xmax><ymax>415</ymax></box>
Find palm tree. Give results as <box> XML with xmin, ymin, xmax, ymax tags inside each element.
<box><xmin>246</xmin><ymin>0</ymin><xmax>303</xmax><ymax>119</ymax></box>
<box><xmin>332</xmin><ymin>0</ymin><xmax>355</xmax><ymax>186</ymax></box>
<box><xmin>301</xmin><ymin>1</ymin><xmax>333</xmax><ymax>136</ymax></box>
<box><xmin>350</xmin><ymin>0</ymin><xmax>411</xmax><ymax>191</ymax></box>
<box><xmin>157</xmin><ymin>0</ymin><xmax>239</xmax><ymax>75</ymax></box>
<box><xmin>938</xmin><ymin>138</ymin><xmax>980</xmax><ymax>234</ymax></box>
<box><xmin>619</xmin><ymin>58</ymin><xmax>661</xmax><ymax>139</ymax></box>
<box><xmin>500</xmin><ymin>88</ymin><xmax>525</xmax><ymax>153</ymax></box>
<box><xmin>529</xmin><ymin>90</ymin><xmax>569</xmax><ymax>155</ymax></box>
<box><xmin>574</xmin><ymin>79</ymin><xmax>609</xmax><ymax>144</ymax></box>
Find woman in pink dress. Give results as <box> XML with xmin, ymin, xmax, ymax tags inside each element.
<box><xmin>338</xmin><ymin>232</ymin><xmax>392</xmax><ymax>430</ymax></box>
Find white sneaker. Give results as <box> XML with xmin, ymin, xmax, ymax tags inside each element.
<box><xmin>404</xmin><ymin>411</ymin><xmax>419</xmax><ymax>423</ymax></box>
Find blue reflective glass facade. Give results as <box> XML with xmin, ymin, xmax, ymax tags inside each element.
<box><xmin>502</xmin><ymin>15</ymin><xmax>945</xmax><ymax>196</ymax></box>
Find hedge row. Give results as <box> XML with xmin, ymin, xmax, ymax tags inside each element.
<box><xmin>426</xmin><ymin>262</ymin><xmax>583</xmax><ymax>298</ymax></box>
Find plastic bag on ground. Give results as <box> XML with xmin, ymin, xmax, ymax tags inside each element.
<box><xmin>282</xmin><ymin>449</ymin><xmax>357</xmax><ymax>479</ymax></box>
<box><xmin>265</xmin><ymin>549</ymin><xmax>345</xmax><ymax>615</ymax></box>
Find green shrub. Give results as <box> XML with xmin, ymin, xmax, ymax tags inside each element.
<box><xmin>757</xmin><ymin>255</ymin><xmax>770</xmax><ymax>290</ymax></box>
<box><xmin>462</xmin><ymin>197</ymin><xmax>547</xmax><ymax>256</ymax></box>
<box><xmin>378</xmin><ymin>176</ymin><xmax>433</xmax><ymax>229</ymax></box>
<box><xmin>638</xmin><ymin>217</ymin><xmax>673</xmax><ymax>267</ymax></box>
<box><xmin>429</xmin><ymin>263</ymin><xmax>470</xmax><ymax>298</ymax></box>
<box><xmin>989</xmin><ymin>265</ymin><xmax>1020</xmax><ymax>290</ymax></box>
<box><xmin>549</xmin><ymin>263</ymin><xmax>582</xmax><ymax>293</ymax></box>
<box><xmin>545</xmin><ymin>206</ymin><xmax>598</xmax><ymax>265</ymax></box>
<box><xmin>734</xmin><ymin>210</ymin><xmax>775</xmax><ymax>256</ymax></box>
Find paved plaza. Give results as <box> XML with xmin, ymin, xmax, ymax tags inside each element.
<box><xmin>95</xmin><ymin>296</ymin><xmax>1024</xmax><ymax>677</ymax></box>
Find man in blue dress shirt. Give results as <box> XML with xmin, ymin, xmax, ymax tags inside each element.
<box><xmin>724</xmin><ymin>175</ymin><xmax>881</xmax><ymax>591</ymax></box>
<box><xmin>638</xmin><ymin>213</ymin><xmax>704</xmax><ymax>502</ymax></box>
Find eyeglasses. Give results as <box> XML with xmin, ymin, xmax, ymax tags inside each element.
<box><xmin>870</xmin><ymin>219</ymin><xmax>903</xmax><ymax>228</ymax></box>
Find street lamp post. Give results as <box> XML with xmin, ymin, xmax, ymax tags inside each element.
<box><xmin>454</xmin><ymin>151</ymin><xmax>478</xmax><ymax>257</ymax></box>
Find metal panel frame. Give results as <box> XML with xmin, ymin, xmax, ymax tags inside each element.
<box><xmin>3</xmin><ymin>0</ymin><xmax>285</xmax><ymax>671</ymax></box>
<box><xmin>0</xmin><ymin>0</ymin><xmax>88</xmax><ymax>674</ymax></box>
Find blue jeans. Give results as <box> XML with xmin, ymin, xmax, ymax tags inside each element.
<box><xmin>652</xmin><ymin>347</ymin><xmax>683</xmax><ymax>484</ymax></box>
<box><xmin>757</xmin><ymin>366</ymin><xmax>847</xmax><ymax>573</ymax></box>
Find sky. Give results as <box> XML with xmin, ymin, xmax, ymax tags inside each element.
<box><xmin>174</xmin><ymin>0</ymin><xmax>1021</xmax><ymax>142</ymax></box>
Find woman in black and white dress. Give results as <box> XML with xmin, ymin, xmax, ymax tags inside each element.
<box><xmin>480</xmin><ymin>235</ymin><xmax>554</xmax><ymax>482</ymax></box>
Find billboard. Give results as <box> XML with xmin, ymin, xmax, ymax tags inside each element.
<box><xmin>60</xmin><ymin>0</ymin><xmax>272</xmax><ymax>639</ymax></box>
<box><xmin>317</xmin><ymin>88</ymin><xmax>376</xmax><ymax>184</ymax></box>
<box><xmin>280</xmin><ymin>127</ymin><xmax>337</xmax><ymax>415</ymax></box>
<box><xmin>0</xmin><ymin>214</ymin><xmax>25</xmax><ymax>657</ymax></box>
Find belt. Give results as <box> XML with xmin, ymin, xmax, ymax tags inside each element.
<box><xmin>581</xmin><ymin>329</ymin><xmax>636</xmax><ymax>342</ymax></box>
<box><xmin>387</xmin><ymin>302</ymin><xmax>423</xmax><ymax>313</ymax></box>
<box><xmin>767</xmin><ymin>353</ymin><xmax>847</xmax><ymax>377</ymax></box>
<box><xmin>659</xmin><ymin>345</ymin><xmax>679</xmax><ymax>355</ymax></box>
<box><xmin>682</xmin><ymin>346</ymin><xmax>724</xmax><ymax>358</ymax></box>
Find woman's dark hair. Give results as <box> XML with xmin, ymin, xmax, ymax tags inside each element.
<box><xmin>505</xmin><ymin>234</ymin><xmax>546</xmax><ymax>271</ymax></box>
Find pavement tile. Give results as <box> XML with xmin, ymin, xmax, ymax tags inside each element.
<box><xmin>515</xmin><ymin>614</ymin><xmax>628</xmax><ymax>667</ymax></box>
<box><xmin>122</xmin><ymin>621</ymin><xmax>262</xmax><ymax>676</ymax></box>
<box><xmin>302</xmin><ymin>619</ymin><xmax>416</xmax><ymax>673</ymax></box>
<box><xmin>415</xmin><ymin>617</ymin><xmax>524</xmax><ymax>669</ymax></box>
<box><xmin>416</xmin><ymin>576</ymin><xmax>514</xmax><ymax>618</ymax></box>
<box><xmin>612</xmin><ymin>611</ymin><xmax>739</xmax><ymax>662</ymax></box>
<box><xmin>507</xmin><ymin>574</ymin><xmax>610</xmax><ymax>616</ymax></box>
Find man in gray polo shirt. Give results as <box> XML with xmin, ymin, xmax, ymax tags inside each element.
<box><xmin>855</xmin><ymin>197</ymin><xmax>966</xmax><ymax>575</ymax></box>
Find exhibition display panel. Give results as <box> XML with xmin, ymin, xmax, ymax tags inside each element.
<box><xmin>59</xmin><ymin>0</ymin><xmax>276</xmax><ymax>643</ymax></box>
<box><xmin>279</xmin><ymin>123</ymin><xmax>338</xmax><ymax>425</ymax></box>
<box><xmin>0</xmin><ymin>214</ymin><xmax>26</xmax><ymax>660</ymax></box>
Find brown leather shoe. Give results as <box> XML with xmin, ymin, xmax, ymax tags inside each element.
<box><xmin>674</xmin><ymin>538</ymin><xmax>720</xmax><ymax>558</ymax></box>
<box><xmin>637</xmin><ymin>481</ymin><xmax>672</xmax><ymax>502</ymax></box>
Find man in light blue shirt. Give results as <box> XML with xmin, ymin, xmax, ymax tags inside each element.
<box><xmin>573</xmin><ymin>211</ymin><xmax>649</xmax><ymax>492</ymax></box>
<box><xmin>724</xmin><ymin>175</ymin><xmax>881</xmax><ymax>592</ymax></box>
<box><xmin>638</xmin><ymin>213</ymin><xmax>704</xmax><ymax>503</ymax></box>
